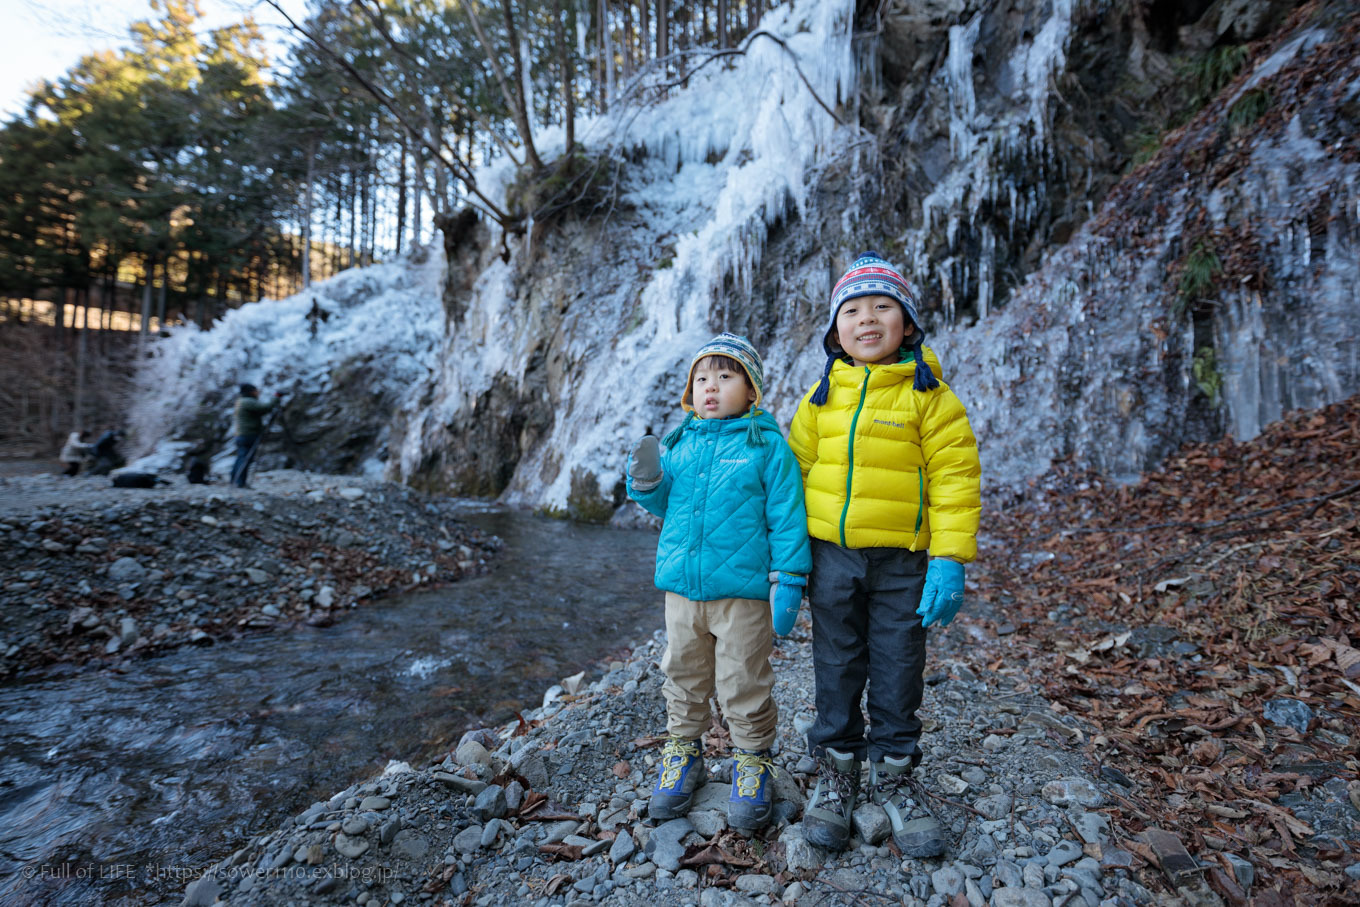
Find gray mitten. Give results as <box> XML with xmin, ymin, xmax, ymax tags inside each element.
<box><xmin>629</xmin><ymin>435</ymin><xmax>662</xmax><ymax>491</ymax></box>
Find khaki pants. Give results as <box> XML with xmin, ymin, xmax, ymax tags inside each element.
<box><xmin>660</xmin><ymin>592</ymin><xmax>777</xmax><ymax>751</ymax></box>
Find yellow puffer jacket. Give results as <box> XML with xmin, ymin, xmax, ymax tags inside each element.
<box><xmin>788</xmin><ymin>350</ymin><xmax>981</xmax><ymax>561</ymax></box>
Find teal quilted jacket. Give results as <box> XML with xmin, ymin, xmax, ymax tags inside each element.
<box><xmin>628</xmin><ymin>410</ymin><xmax>812</xmax><ymax>601</ymax></box>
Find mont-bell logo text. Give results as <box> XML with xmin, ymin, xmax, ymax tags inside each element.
<box><xmin>873</xmin><ymin>418</ymin><xmax>904</xmax><ymax>429</ymax></box>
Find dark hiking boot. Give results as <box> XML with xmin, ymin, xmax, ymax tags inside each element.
<box><xmin>803</xmin><ymin>748</ymin><xmax>860</xmax><ymax>850</ymax></box>
<box><xmin>869</xmin><ymin>754</ymin><xmax>945</xmax><ymax>857</ymax></box>
<box><xmin>727</xmin><ymin>749</ymin><xmax>776</xmax><ymax>831</ymax></box>
<box><xmin>648</xmin><ymin>736</ymin><xmax>705</xmax><ymax>820</ymax></box>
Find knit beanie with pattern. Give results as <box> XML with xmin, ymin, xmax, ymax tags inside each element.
<box><xmin>680</xmin><ymin>332</ymin><xmax>765</xmax><ymax>412</ymax></box>
<box><xmin>810</xmin><ymin>251</ymin><xmax>938</xmax><ymax>405</ymax></box>
<box><xmin>665</xmin><ymin>332</ymin><xmax>767</xmax><ymax>448</ymax></box>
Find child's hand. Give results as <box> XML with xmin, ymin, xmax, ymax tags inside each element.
<box><xmin>628</xmin><ymin>435</ymin><xmax>662</xmax><ymax>490</ymax></box>
<box><xmin>769</xmin><ymin>572</ymin><xmax>807</xmax><ymax>636</ymax></box>
<box><xmin>917</xmin><ymin>558</ymin><xmax>965</xmax><ymax>628</ymax></box>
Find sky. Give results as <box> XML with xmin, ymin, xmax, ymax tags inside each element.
<box><xmin>0</xmin><ymin>0</ymin><xmax>309</xmax><ymax>119</ymax></box>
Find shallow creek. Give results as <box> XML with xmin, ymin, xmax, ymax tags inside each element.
<box><xmin>0</xmin><ymin>505</ymin><xmax>660</xmax><ymax>906</ymax></box>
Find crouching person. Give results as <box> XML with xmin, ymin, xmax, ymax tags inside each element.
<box><xmin>626</xmin><ymin>333</ymin><xmax>811</xmax><ymax>832</ymax></box>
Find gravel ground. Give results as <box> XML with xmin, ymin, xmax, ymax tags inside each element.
<box><xmin>181</xmin><ymin>602</ymin><xmax>1173</xmax><ymax>907</ymax></box>
<box><xmin>0</xmin><ymin>469</ymin><xmax>499</xmax><ymax>676</ymax></box>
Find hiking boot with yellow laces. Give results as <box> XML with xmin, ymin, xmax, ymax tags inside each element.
<box><xmin>803</xmin><ymin>748</ymin><xmax>860</xmax><ymax>850</ymax></box>
<box><xmin>869</xmin><ymin>754</ymin><xmax>945</xmax><ymax>857</ymax></box>
<box><xmin>649</xmin><ymin>736</ymin><xmax>705</xmax><ymax>821</ymax></box>
<box><xmin>727</xmin><ymin>749</ymin><xmax>776</xmax><ymax>831</ymax></box>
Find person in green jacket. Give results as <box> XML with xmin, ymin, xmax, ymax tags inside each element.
<box><xmin>230</xmin><ymin>383</ymin><xmax>280</xmax><ymax>488</ymax></box>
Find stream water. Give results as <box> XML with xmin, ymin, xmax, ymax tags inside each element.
<box><xmin>0</xmin><ymin>506</ymin><xmax>660</xmax><ymax>906</ymax></box>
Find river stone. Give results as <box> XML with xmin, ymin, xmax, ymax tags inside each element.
<box><xmin>432</xmin><ymin>770</ymin><xmax>486</xmax><ymax>794</ymax></box>
<box><xmin>359</xmin><ymin>795</ymin><xmax>390</xmax><ymax>811</ymax></box>
<box><xmin>610</xmin><ymin>830</ymin><xmax>636</xmax><ymax>864</ymax></box>
<box><xmin>1263</xmin><ymin>699</ymin><xmax>1313</xmax><ymax>733</ymax></box>
<box><xmin>1224</xmin><ymin>853</ymin><xmax>1254</xmax><ymax>888</ymax></box>
<box><xmin>645</xmin><ymin>818</ymin><xmax>694</xmax><ymax>872</ymax></box>
<box><xmin>379</xmin><ymin>817</ymin><xmax>402</xmax><ymax>846</ymax></box>
<box><xmin>338</xmin><ymin>487</ymin><xmax>365</xmax><ymax>500</ymax></box>
<box><xmin>515</xmin><ymin>753</ymin><xmax>550</xmax><ymax>789</ymax></box>
<box><xmin>503</xmin><ymin>780</ymin><xmax>525</xmax><ymax>812</ymax></box>
<box><xmin>542</xmin><ymin>819</ymin><xmax>579</xmax><ymax>844</ymax></box>
<box><xmin>456</xmin><ymin>739</ymin><xmax>492</xmax><ymax>767</ymax></box>
<box><xmin>1073</xmin><ymin>811</ymin><xmax>1109</xmax><ymax>844</ymax></box>
<box><xmin>342</xmin><ymin>816</ymin><xmax>370</xmax><ymax>836</ymax></box>
<box><xmin>315</xmin><ymin>585</ymin><xmax>335</xmax><ymax>607</ymax></box>
<box><xmin>108</xmin><ymin>557</ymin><xmax>146</xmax><ymax>583</ymax></box>
<box><xmin>1046</xmin><ymin>839</ymin><xmax>1083</xmax><ymax>867</ymax></box>
<box><xmin>932</xmin><ymin>865</ymin><xmax>964</xmax><ymax>897</ymax></box>
<box><xmin>852</xmin><ymin>803</ymin><xmax>890</xmax><ymax>844</ymax></box>
<box><xmin>994</xmin><ymin>860</ymin><xmax>1023</xmax><ymax>889</ymax></box>
<box><xmin>452</xmin><ymin>824</ymin><xmax>484</xmax><ymax>853</ymax></box>
<box><xmin>1041</xmin><ymin>778</ymin><xmax>1104</xmax><ymax>808</ymax></box>
<box><xmin>390</xmin><ymin>829</ymin><xmax>429</xmax><ymax>861</ymax></box>
<box><xmin>474</xmin><ymin>784</ymin><xmax>507</xmax><ymax>820</ymax></box>
<box><xmin>779</xmin><ymin>825</ymin><xmax>824</xmax><ymax>873</ymax></box>
<box><xmin>991</xmin><ymin>888</ymin><xmax>1053</xmax><ymax>907</ymax></box>
<box><xmin>334</xmin><ymin>833</ymin><xmax>369</xmax><ymax>859</ymax></box>
<box><xmin>181</xmin><ymin>875</ymin><xmax>223</xmax><ymax>907</ymax></box>
<box><xmin>245</xmin><ymin>568</ymin><xmax>268</xmax><ymax>584</ymax></box>
<box><xmin>974</xmin><ymin>793</ymin><xmax>1013</xmax><ymax>820</ymax></box>
<box><xmin>734</xmin><ymin>873</ymin><xmax>779</xmax><ymax>895</ymax></box>
<box><xmin>689</xmin><ymin>808</ymin><xmax>727</xmax><ymax>837</ymax></box>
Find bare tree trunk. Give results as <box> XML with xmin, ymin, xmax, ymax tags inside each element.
<box><xmin>139</xmin><ymin>255</ymin><xmax>153</xmax><ymax>343</ymax></box>
<box><xmin>466</xmin><ymin>0</ymin><xmax>544</xmax><ymax>170</ymax></box>
<box><xmin>622</xmin><ymin>1</ymin><xmax>633</xmax><ymax>79</ymax></box>
<box><xmin>597</xmin><ymin>0</ymin><xmax>613</xmax><ymax>113</ymax></box>
<box><xmin>639</xmin><ymin>0</ymin><xmax>649</xmax><ymax>64</ymax></box>
<box><xmin>414</xmin><ymin>145</ymin><xmax>425</xmax><ymax>246</ymax></box>
<box><xmin>396</xmin><ymin>133</ymin><xmax>407</xmax><ymax>256</ymax></box>
<box><xmin>157</xmin><ymin>259</ymin><xmax>167</xmax><ymax>327</ymax></box>
<box><xmin>74</xmin><ymin>293</ymin><xmax>87</xmax><ymax>431</ymax></box>
<box><xmin>302</xmin><ymin>140</ymin><xmax>315</xmax><ymax>288</ymax></box>
<box><xmin>718</xmin><ymin>0</ymin><xmax>727</xmax><ymax>48</ymax></box>
<box><xmin>657</xmin><ymin>0</ymin><xmax>668</xmax><ymax>65</ymax></box>
<box><xmin>553</xmin><ymin>0</ymin><xmax>576</xmax><ymax>154</ymax></box>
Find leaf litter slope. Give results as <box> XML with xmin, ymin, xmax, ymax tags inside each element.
<box><xmin>970</xmin><ymin>393</ymin><xmax>1360</xmax><ymax>903</ymax></box>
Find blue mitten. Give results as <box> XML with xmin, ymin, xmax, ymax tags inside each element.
<box><xmin>768</xmin><ymin>572</ymin><xmax>807</xmax><ymax>636</ymax></box>
<box><xmin>917</xmin><ymin>558</ymin><xmax>965</xmax><ymax>628</ymax></box>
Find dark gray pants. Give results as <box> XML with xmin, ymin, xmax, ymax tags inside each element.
<box><xmin>806</xmin><ymin>539</ymin><xmax>929</xmax><ymax>763</ymax></box>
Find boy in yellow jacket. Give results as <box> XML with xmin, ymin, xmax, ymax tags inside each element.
<box><xmin>788</xmin><ymin>251</ymin><xmax>981</xmax><ymax>856</ymax></box>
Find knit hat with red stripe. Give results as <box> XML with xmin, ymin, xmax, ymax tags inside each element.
<box><xmin>810</xmin><ymin>251</ymin><xmax>938</xmax><ymax>405</ymax></box>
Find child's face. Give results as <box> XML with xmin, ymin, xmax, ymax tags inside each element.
<box><xmin>834</xmin><ymin>294</ymin><xmax>913</xmax><ymax>366</ymax></box>
<box><xmin>691</xmin><ymin>358</ymin><xmax>756</xmax><ymax>419</ymax></box>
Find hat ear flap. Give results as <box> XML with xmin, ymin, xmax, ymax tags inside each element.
<box><xmin>810</xmin><ymin>356</ymin><xmax>835</xmax><ymax>406</ymax></box>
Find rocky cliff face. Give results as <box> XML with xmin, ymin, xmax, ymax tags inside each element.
<box><xmin>133</xmin><ymin>1</ymin><xmax>1358</xmax><ymax>513</ymax></box>
<box><xmin>398</xmin><ymin>0</ymin><xmax>1357</xmax><ymax>513</ymax></box>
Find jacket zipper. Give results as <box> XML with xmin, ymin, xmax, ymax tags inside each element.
<box><xmin>914</xmin><ymin>466</ymin><xmax>925</xmax><ymax>535</ymax></box>
<box><xmin>839</xmin><ymin>367</ymin><xmax>870</xmax><ymax>547</ymax></box>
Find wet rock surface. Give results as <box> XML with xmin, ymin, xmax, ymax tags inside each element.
<box><xmin>188</xmin><ymin>616</ymin><xmax>1174</xmax><ymax>906</ymax></box>
<box><xmin>0</xmin><ymin>470</ymin><xmax>499</xmax><ymax>676</ymax></box>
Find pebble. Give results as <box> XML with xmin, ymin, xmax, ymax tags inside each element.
<box><xmin>452</xmin><ymin>824</ymin><xmax>483</xmax><ymax>853</ymax></box>
<box><xmin>1046</xmin><ymin>839</ymin><xmax>1083</xmax><ymax>867</ymax></box>
<box><xmin>991</xmin><ymin>888</ymin><xmax>1054</xmax><ymax>907</ymax></box>
<box><xmin>646</xmin><ymin>818</ymin><xmax>694</xmax><ymax>871</ymax></box>
<box><xmin>1041</xmin><ymin>778</ymin><xmax>1105</xmax><ymax>808</ymax></box>
<box><xmin>609</xmin><ymin>830</ymin><xmax>636</xmax><ymax>864</ymax></box>
<box><xmin>333</xmin><ymin>833</ymin><xmax>369</xmax><ymax>858</ymax></box>
<box><xmin>932</xmin><ymin>865</ymin><xmax>965</xmax><ymax>897</ymax></box>
<box><xmin>852</xmin><ymin>803</ymin><xmax>890</xmax><ymax>845</ymax></box>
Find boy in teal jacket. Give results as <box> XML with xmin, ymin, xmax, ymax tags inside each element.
<box><xmin>627</xmin><ymin>333</ymin><xmax>812</xmax><ymax>832</ymax></box>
